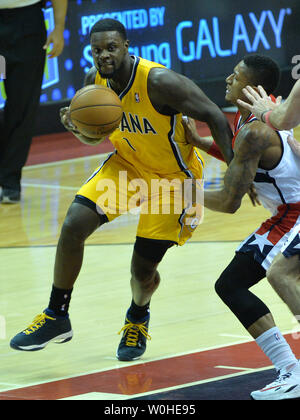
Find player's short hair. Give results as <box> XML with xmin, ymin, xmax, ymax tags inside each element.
<box><xmin>90</xmin><ymin>18</ymin><xmax>127</xmax><ymax>40</ymax></box>
<box><xmin>243</xmin><ymin>54</ymin><xmax>280</xmax><ymax>94</ymax></box>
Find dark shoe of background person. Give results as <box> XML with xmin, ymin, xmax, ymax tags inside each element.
<box><xmin>0</xmin><ymin>188</ymin><xmax>21</xmax><ymax>204</ymax></box>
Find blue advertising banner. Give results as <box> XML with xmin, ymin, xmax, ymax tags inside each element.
<box><xmin>0</xmin><ymin>0</ymin><xmax>299</xmax><ymax>108</ymax></box>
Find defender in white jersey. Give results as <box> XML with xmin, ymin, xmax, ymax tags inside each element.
<box><xmin>236</xmin><ymin>125</ymin><xmax>300</xmax><ymax>270</ymax></box>
<box><xmin>235</xmin><ymin>81</ymin><xmax>300</xmax><ymax>360</ymax></box>
<box><xmin>184</xmin><ymin>54</ymin><xmax>300</xmax><ymax>400</ymax></box>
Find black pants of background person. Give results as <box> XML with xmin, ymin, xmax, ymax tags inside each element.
<box><xmin>0</xmin><ymin>2</ymin><xmax>46</xmax><ymax>197</ymax></box>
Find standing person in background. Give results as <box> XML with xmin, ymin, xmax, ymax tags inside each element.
<box><xmin>0</xmin><ymin>0</ymin><xmax>68</xmax><ymax>204</ymax></box>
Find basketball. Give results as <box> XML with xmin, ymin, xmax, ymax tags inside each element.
<box><xmin>69</xmin><ymin>85</ymin><xmax>123</xmax><ymax>139</ymax></box>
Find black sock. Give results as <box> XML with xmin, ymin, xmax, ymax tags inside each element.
<box><xmin>127</xmin><ymin>300</ymin><xmax>150</xmax><ymax>321</ymax></box>
<box><xmin>48</xmin><ymin>285</ymin><xmax>73</xmax><ymax>317</ymax></box>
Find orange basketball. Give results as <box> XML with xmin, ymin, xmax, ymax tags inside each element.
<box><xmin>69</xmin><ymin>85</ymin><xmax>123</xmax><ymax>139</ymax></box>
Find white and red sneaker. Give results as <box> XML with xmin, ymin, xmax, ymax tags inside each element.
<box><xmin>251</xmin><ymin>364</ymin><xmax>300</xmax><ymax>400</ymax></box>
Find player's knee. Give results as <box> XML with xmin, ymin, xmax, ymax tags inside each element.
<box><xmin>214</xmin><ymin>259</ymin><xmax>242</xmax><ymax>303</ymax></box>
<box><xmin>215</xmin><ymin>264</ymin><xmax>270</xmax><ymax>330</ymax></box>
<box><xmin>216</xmin><ymin>252</ymin><xmax>266</xmax><ymax>299</ymax></box>
<box><xmin>60</xmin><ymin>217</ymin><xmax>87</xmax><ymax>246</ymax></box>
<box><xmin>153</xmin><ymin>271</ymin><xmax>161</xmax><ymax>287</ymax></box>
<box><xmin>215</xmin><ymin>253</ymin><xmax>269</xmax><ymax>329</ymax></box>
<box><xmin>215</xmin><ymin>272</ymin><xmax>235</xmax><ymax>304</ymax></box>
<box><xmin>214</xmin><ymin>253</ymin><xmax>263</xmax><ymax>304</ymax></box>
<box><xmin>60</xmin><ymin>203</ymin><xmax>101</xmax><ymax>245</ymax></box>
<box><xmin>131</xmin><ymin>237</ymin><xmax>171</xmax><ymax>284</ymax></box>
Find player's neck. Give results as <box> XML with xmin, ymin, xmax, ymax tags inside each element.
<box><xmin>238</xmin><ymin>106</ymin><xmax>252</xmax><ymax>123</ymax></box>
<box><xmin>108</xmin><ymin>55</ymin><xmax>134</xmax><ymax>95</ymax></box>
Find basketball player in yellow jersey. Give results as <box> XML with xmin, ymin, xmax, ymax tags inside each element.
<box><xmin>10</xmin><ymin>18</ymin><xmax>233</xmax><ymax>361</ymax></box>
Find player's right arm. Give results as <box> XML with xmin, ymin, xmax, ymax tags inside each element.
<box><xmin>59</xmin><ymin>107</ymin><xmax>105</xmax><ymax>145</ymax></box>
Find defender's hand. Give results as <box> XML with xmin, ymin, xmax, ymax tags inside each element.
<box><xmin>182</xmin><ymin>117</ymin><xmax>213</xmax><ymax>151</ymax></box>
<box><xmin>247</xmin><ymin>183</ymin><xmax>261</xmax><ymax>207</ymax></box>
<box><xmin>237</xmin><ymin>85</ymin><xmax>282</xmax><ymax>121</ymax></box>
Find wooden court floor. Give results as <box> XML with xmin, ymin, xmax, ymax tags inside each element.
<box><xmin>0</xmin><ymin>128</ymin><xmax>300</xmax><ymax>401</ymax></box>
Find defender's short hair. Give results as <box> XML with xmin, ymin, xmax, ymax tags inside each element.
<box><xmin>90</xmin><ymin>18</ymin><xmax>127</xmax><ymax>40</ymax></box>
<box><xmin>243</xmin><ymin>54</ymin><xmax>281</xmax><ymax>94</ymax></box>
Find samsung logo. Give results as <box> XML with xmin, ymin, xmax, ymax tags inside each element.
<box><xmin>176</xmin><ymin>8</ymin><xmax>292</xmax><ymax>62</ymax></box>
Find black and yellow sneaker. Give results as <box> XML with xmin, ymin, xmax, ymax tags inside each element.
<box><xmin>10</xmin><ymin>310</ymin><xmax>73</xmax><ymax>351</ymax></box>
<box><xmin>116</xmin><ymin>313</ymin><xmax>151</xmax><ymax>361</ymax></box>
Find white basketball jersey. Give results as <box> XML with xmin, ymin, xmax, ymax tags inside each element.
<box><xmin>254</xmin><ymin>129</ymin><xmax>300</xmax><ymax>215</ymax></box>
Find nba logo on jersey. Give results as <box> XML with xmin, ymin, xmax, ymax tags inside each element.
<box><xmin>135</xmin><ymin>92</ymin><xmax>140</xmax><ymax>103</ymax></box>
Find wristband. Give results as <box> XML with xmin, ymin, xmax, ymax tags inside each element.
<box><xmin>260</xmin><ymin>110</ymin><xmax>269</xmax><ymax>122</ymax></box>
<box><xmin>264</xmin><ymin>110</ymin><xmax>278</xmax><ymax>131</ymax></box>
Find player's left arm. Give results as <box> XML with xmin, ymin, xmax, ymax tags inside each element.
<box><xmin>204</xmin><ymin>124</ymin><xmax>270</xmax><ymax>213</ymax></box>
<box><xmin>148</xmin><ymin>68</ymin><xmax>233</xmax><ymax>165</ymax></box>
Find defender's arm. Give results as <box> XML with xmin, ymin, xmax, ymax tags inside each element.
<box><xmin>204</xmin><ymin>124</ymin><xmax>270</xmax><ymax>213</ymax></box>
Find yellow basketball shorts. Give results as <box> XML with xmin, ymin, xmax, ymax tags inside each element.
<box><xmin>76</xmin><ymin>152</ymin><xmax>204</xmax><ymax>246</ymax></box>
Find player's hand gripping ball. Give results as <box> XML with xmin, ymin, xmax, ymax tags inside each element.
<box><xmin>69</xmin><ymin>85</ymin><xmax>123</xmax><ymax>139</ymax></box>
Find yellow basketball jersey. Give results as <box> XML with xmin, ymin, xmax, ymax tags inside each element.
<box><xmin>95</xmin><ymin>56</ymin><xmax>204</xmax><ymax>176</ymax></box>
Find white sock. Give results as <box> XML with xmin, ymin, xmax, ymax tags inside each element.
<box><xmin>255</xmin><ymin>327</ymin><xmax>298</xmax><ymax>372</ymax></box>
